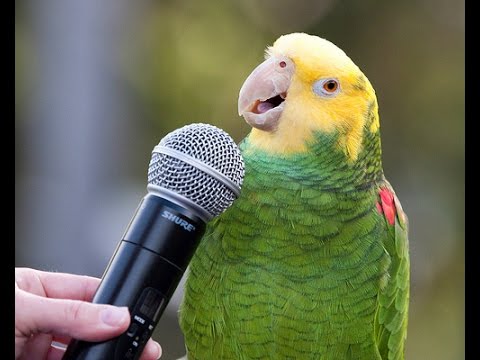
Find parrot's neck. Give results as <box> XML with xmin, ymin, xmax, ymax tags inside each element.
<box><xmin>241</xmin><ymin>128</ymin><xmax>384</xmax><ymax>192</ymax></box>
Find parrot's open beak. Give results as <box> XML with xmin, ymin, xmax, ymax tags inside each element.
<box><xmin>238</xmin><ymin>56</ymin><xmax>294</xmax><ymax>132</ymax></box>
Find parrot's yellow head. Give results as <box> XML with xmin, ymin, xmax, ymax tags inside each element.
<box><xmin>238</xmin><ymin>32</ymin><xmax>380</xmax><ymax>161</ymax></box>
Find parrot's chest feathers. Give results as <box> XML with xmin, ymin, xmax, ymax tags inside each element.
<box><xmin>226</xmin><ymin>170</ymin><xmax>381</xmax><ymax>266</ymax></box>
<box><xmin>182</xmin><ymin>165</ymin><xmax>388</xmax><ymax>358</ymax></box>
<box><xmin>180</xmin><ymin>139</ymin><xmax>390</xmax><ymax>359</ymax></box>
<box><xmin>212</xmin><ymin>152</ymin><xmax>387</xmax><ymax>291</ymax></box>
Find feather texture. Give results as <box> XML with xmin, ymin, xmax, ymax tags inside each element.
<box><xmin>179</xmin><ymin>130</ymin><xmax>409</xmax><ymax>359</ymax></box>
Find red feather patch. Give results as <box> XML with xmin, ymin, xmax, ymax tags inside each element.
<box><xmin>379</xmin><ymin>188</ymin><xmax>396</xmax><ymax>225</ymax></box>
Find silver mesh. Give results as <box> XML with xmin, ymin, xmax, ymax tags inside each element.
<box><xmin>147</xmin><ymin>123</ymin><xmax>245</xmax><ymax>218</ymax></box>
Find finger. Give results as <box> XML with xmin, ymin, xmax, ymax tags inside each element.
<box><xmin>49</xmin><ymin>334</ymin><xmax>162</xmax><ymax>360</ymax></box>
<box><xmin>51</xmin><ymin>334</ymin><xmax>72</xmax><ymax>346</ymax></box>
<box><xmin>49</xmin><ymin>336</ymin><xmax>163</xmax><ymax>359</ymax></box>
<box><xmin>51</xmin><ymin>329</ymin><xmax>162</xmax><ymax>359</ymax></box>
<box><xmin>46</xmin><ymin>344</ymin><xmax>67</xmax><ymax>360</ymax></box>
<box><xmin>17</xmin><ymin>291</ymin><xmax>130</xmax><ymax>342</ymax></box>
<box><xmin>15</xmin><ymin>267</ymin><xmax>101</xmax><ymax>300</ymax></box>
<box><xmin>18</xmin><ymin>333</ymin><xmax>53</xmax><ymax>360</ymax></box>
<box><xmin>51</xmin><ymin>334</ymin><xmax>75</xmax><ymax>348</ymax></box>
<box><xmin>139</xmin><ymin>338</ymin><xmax>162</xmax><ymax>360</ymax></box>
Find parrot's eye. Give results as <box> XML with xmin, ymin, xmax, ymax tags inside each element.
<box><xmin>279</xmin><ymin>61</ymin><xmax>287</xmax><ymax>68</ymax></box>
<box><xmin>323</xmin><ymin>80</ymin><xmax>338</xmax><ymax>92</ymax></box>
<box><xmin>313</xmin><ymin>78</ymin><xmax>341</xmax><ymax>97</ymax></box>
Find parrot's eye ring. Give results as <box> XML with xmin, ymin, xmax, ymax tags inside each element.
<box><xmin>313</xmin><ymin>78</ymin><xmax>341</xmax><ymax>97</ymax></box>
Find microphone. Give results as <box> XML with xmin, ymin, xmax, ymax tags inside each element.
<box><xmin>62</xmin><ymin>123</ymin><xmax>245</xmax><ymax>360</ymax></box>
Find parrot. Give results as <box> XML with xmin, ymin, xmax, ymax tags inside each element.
<box><xmin>178</xmin><ymin>32</ymin><xmax>409</xmax><ymax>360</ymax></box>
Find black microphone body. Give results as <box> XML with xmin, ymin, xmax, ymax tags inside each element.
<box><xmin>63</xmin><ymin>194</ymin><xmax>206</xmax><ymax>360</ymax></box>
<box><xmin>62</xmin><ymin>123</ymin><xmax>244</xmax><ymax>360</ymax></box>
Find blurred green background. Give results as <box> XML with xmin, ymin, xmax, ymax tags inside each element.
<box><xmin>15</xmin><ymin>0</ymin><xmax>464</xmax><ymax>359</ymax></box>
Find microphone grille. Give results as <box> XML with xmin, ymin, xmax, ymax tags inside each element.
<box><xmin>147</xmin><ymin>123</ymin><xmax>245</xmax><ymax>219</ymax></box>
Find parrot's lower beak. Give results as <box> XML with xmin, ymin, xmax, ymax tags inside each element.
<box><xmin>238</xmin><ymin>56</ymin><xmax>294</xmax><ymax>132</ymax></box>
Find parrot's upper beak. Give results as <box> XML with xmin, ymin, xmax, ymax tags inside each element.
<box><xmin>238</xmin><ymin>56</ymin><xmax>294</xmax><ymax>132</ymax></box>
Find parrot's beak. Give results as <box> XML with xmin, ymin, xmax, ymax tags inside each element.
<box><xmin>238</xmin><ymin>56</ymin><xmax>294</xmax><ymax>132</ymax></box>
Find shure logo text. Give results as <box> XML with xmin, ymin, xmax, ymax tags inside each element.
<box><xmin>162</xmin><ymin>210</ymin><xmax>196</xmax><ymax>232</ymax></box>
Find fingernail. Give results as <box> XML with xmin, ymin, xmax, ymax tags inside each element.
<box><xmin>101</xmin><ymin>306</ymin><xmax>129</xmax><ymax>327</ymax></box>
<box><xmin>154</xmin><ymin>341</ymin><xmax>162</xmax><ymax>359</ymax></box>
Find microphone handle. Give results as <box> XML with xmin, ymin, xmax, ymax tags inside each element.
<box><xmin>62</xmin><ymin>194</ymin><xmax>206</xmax><ymax>360</ymax></box>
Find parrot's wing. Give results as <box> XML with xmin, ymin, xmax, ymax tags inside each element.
<box><xmin>374</xmin><ymin>181</ymin><xmax>410</xmax><ymax>360</ymax></box>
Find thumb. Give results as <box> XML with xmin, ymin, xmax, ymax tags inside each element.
<box><xmin>16</xmin><ymin>290</ymin><xmax>130</xmax><ymax>342</ymax></box>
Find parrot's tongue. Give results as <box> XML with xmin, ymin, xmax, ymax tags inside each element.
<box><xmin>256</xmin><ymin>101</ymin><xmax>274</xmax><ymax>113</ymax></box>
<box><xmin>254</xmin><ymin>94</ymin><xmax>286</xmax><ymax>114</ymax></box>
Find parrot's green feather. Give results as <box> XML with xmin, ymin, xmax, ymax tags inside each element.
<box><xmin>374</xmin><ymin>183</ymin><xmax>409</xmax><ymax>360</ymax></box>
<box><xmin>179</xmin><ymin>126</ymin><xmax>409</xmax><ymax>359</ymax></box>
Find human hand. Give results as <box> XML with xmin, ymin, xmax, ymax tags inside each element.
<box><xmin>15</xmin><ymin>267</ymin><xmax>162</xmax><ymax>360</ymax></box>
